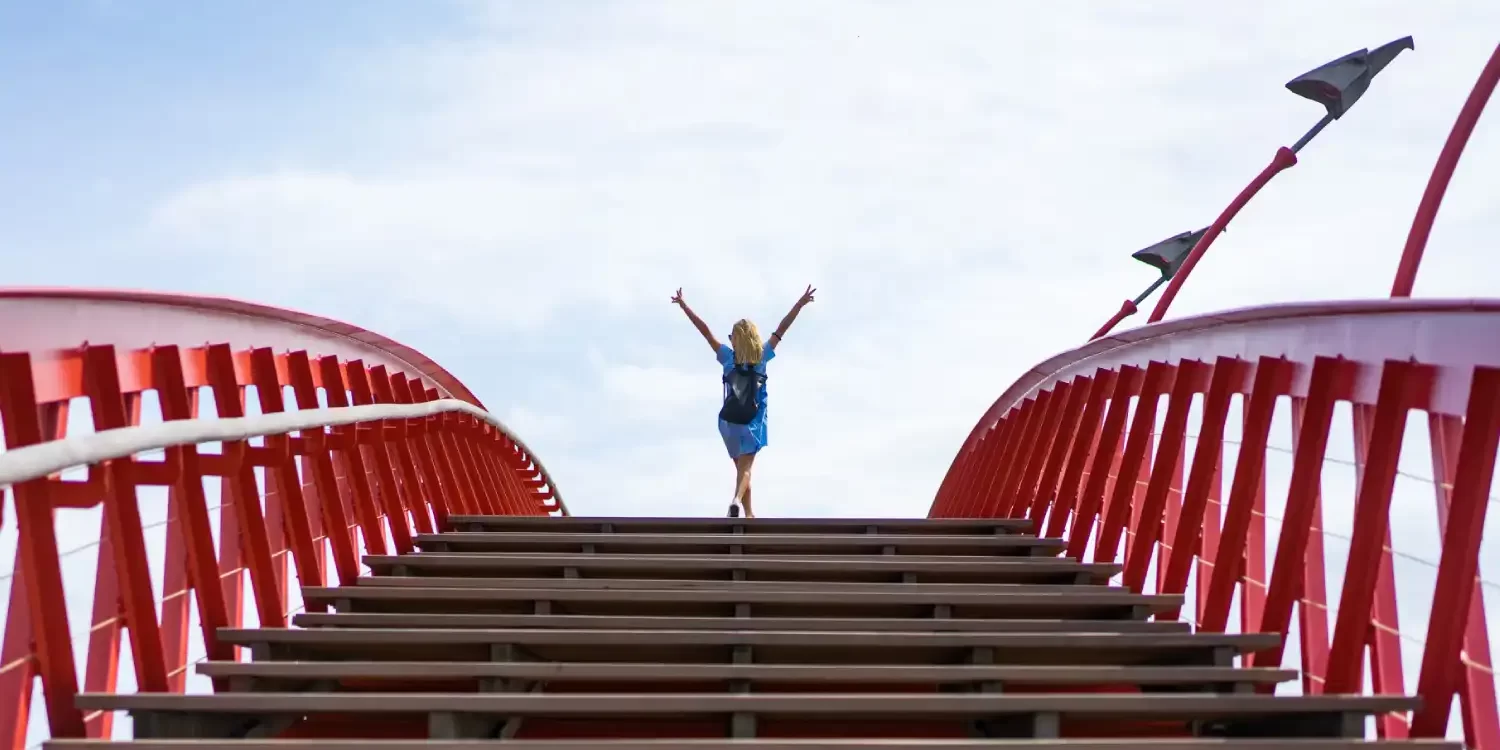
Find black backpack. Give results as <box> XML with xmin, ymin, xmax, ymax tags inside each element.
<box><xmin>719</xmin><ymin>364</ymin><xmax>767</xmax><ymax>425</ymax></box>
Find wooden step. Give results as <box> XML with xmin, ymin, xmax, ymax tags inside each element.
<box><xmin>353</xmin><ymin>576</ymin><xmax>1116</xmax><ymax>595</ymax></box>
<box><xmin>416</xmin><ymin>532</ymin><xmax>1065</xmax><ymax>557</ymax></box>
<box><xmin>364</xmin><ymin>553</ymin><xmax>1119</xmax><ymax>585</ymax></box>
<box><xmin>300</xmin><ymin>584</ymin><xmax>1177</xmax><ymax>620</ymax></box>
<box><xmin>197</xmin><ymin>660</ymin><xmax>1297</xmax><ymax>690</ymax></box>
<box><xmin>444</xmin><ymin>515</ymin><xmax>1037</xmax><ymax>536</ymax></box>
<box><xmin>292</xmin><ymin>612</ymin><xmax>1191</xmax><ymax>633</ymax></box>
<box><xmin>45</xmin><ymin>740</ymin><xmax>1465</xmax><ymax>749</ymax></box>
<box><xmin>72</xmin><ymin>692</ymin><xmax>1420</xmax><ymax>740</ymax></box>
<box><xmin>219</xmin><ymin>628</ymin><xmax>1277</xmax><ymax>666</ymax></box>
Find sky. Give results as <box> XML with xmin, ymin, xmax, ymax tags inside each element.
<box><xmin>1</xmin><ymin>0</ymin><xmax>1499</xmax><ymax>742</ymax></box>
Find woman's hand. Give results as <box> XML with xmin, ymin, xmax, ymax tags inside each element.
<box><xmin>797</xmin><ymin>285</ymin><xmax>816</xmax><ymax>307</ymax></box>
<box><xmin>671</xmin><ymin>288</ymin><xmax>685</xmax><ymax>306</ymax></box>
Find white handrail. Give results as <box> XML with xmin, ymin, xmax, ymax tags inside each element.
<box><xmin>0</xmin><ymin>399</ymin><xmax>565</xmax><ymax>512</ymax></box>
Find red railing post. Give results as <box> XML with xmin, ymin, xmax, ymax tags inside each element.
<box><xmin>318</xmin><ymin>355</ymin><xmax>389</xmax><ymax>557</ymax></box>
<box><xmin>1045</xmin><ymin>370</ymin><xmax>1114</xmax><ymax>539</ymax></box>
<box><xmin>998</xmin><ymin>390</ymin><xmax>1057</xmax><ymax>518</ymax></box>
<box><xmin>368</xmin><ymin>365</ymin><xmax>436</xmax><ymax>535</ymax></box>
<box><xmin>151</xmin><ymin>346</ymin><xmax>236</xmax><ymax>668</ymax></box>
<box><xmin>249</xmin><ymin>348</ymin><xmax>327</xmax><ymax>594</ymax></box>
<box><xmin>1325</xmin><ymin>360</ymin><xmax>1418</xmax><ymax>693</ymax></box>
<box><xmin>1200</xmin><ymin>357</ymin><xmax>1286</xmax><ymax>632</ymax></box>
<box><xmin>1067</xmin><ymin>366</ymin><xmax>1139</xmax><ymax>559</ymax></box>
<box><xmin>0</xmin><ymin>352</ymin><xmax>85</xmax><ymax>739</ymax></box>
<box><xmin>345</xmin><ymin>361</ymin><xmax>416</xmax><ymax>554</ymax></box>
<box><xmin>1028</xmin><ymin>377</ymin><xmax>1092</xmax><ymax>524</ymax></box>
<box><xmin>1095</xmin><ymin>362</ymin><xmax>1174</xmax><ymax>565</ymax></box>
<box><xmin>283</xmin><ymin>351</ymin><xmax>361</xmax><ymax>588</ymax></box>
<box><xmin>1123</xmin><ymin>361</ymin><xmax>1203</xmax><ymax>591</ymax></box>
<box><xmin>1253</xmin><ymin>357</ymin><xmax>1345</xmax><ymax>675</ymax></box>
<box><xmin>1412</xmin><ymin>372</ymin><xmax>1500</xmax><ymax>738</ymax></box>
<box><xmin>205</xmin><ymin>344</ymin><xmax>286</xmax><ymax>630</ymax></box>
<box><xmin>82</xmin><ymin>346</ymin><xmax>170</xmax><ymax>693</ymax></box>
<box><xmin>1158</xmin><ymin>357</ymin><xmax>1241</xmax><ymax>621</ymax></box>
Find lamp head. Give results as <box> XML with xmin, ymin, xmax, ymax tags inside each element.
<box><xmin>1286</xmin><ymin>36</ymin><xmax>1414</xmax><ymax>119</ymax></box>
<box><xmin>1131</xmin><ymin>227</ymin><xmax>1208</xmax><ymax>277</ymax></box>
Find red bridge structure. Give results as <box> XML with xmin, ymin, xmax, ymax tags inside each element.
<box><xmin>1</xmin><ymin>42</ymin><xmax>1497</xmax><ymax>750</ymax></box>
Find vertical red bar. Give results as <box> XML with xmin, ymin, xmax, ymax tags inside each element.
<box><xmin>1411</xmin><ymin>367</ymin><xmax>1500</xmax><ymax>738</ymax></box>
<box><xmin>1095</xmin><ymin>362</ymin><xmax>1174</xmax><ymax>564</ymax></box>
<box><xmin>1124</xmin><ymin>361</ymin><xmax>1202</xmax><ymax>591</ymax></box>
<box><xmin>367</xmin><ymin>366</ymin><xmax>436</xmax><ymax>535</ymax></box>
<box><xmin>1199</xmin><ymin>356</ymin><xmax>1286</xmax><ymax>633</ymax></box>
<box><xmin>318</xmin><ymin>356</ymin><xmax>389</xmax><ymax>556</ymax></box>
<box><xmin>978</xmin><ymin>402</ymin><xmax>1037</xmax><ymax>518</ymax></box>
<box><xmin>1158</xmin><ymin>357</ymin><xmax>1241</xmax><ymax>621</ymax></box>
<box><xmin>958</xmin><ymin>422</ymin><xmax>1011</xmax><ymax>518</ymax></box>
<box><xmin>1325</xmin><ymin>360</ymin><xmax>1416</xmax><ymax>693</ymax></box>
<box><xmin>1348</xmin><ymin>402</ymin><xmax>1408</xmax><ymax>726</ymax></box>
<box><xmin>394</xmin><ymin>375</ymin><xmax>457</xmax><ymax>530</ymax></box>
<box><xmin>1253</xmin><ymin>357</ymin><xmax>1344</xmax><ymax>674</ymax></box>
<box><xmin>82</xmin><ymin>394</ymin><xmax>144</xmax><ymax>736</ymax></box>
<box><xmin>459</xmin><ymin>422</ymin><xmax>504</xmax><ymax>514</ymax></box>
<box><xmin>150</xmin><ymin>374</ymin><xmax>190</xmax><ymax>695</ymax></box>
<box><xmin>205</xmin><ymin>344</ymin><xmax>286</xmax><ymax>630</ymax></box>
<box><xmin>1156</xmin><ymin>441</ymin><xmax>1186</xmax><ymax>595</ymax></box>
<box><xmin>1029</xmin><ymin>377</ymin><xmax>1092</xmax><ymax>525</ymax></box>
<box><xmin>1197</xmin><ymin>458</ymin><xmax>1224</xmax><ymax>625</ymax></box>
<box><xmin>284</xmin><ymin>352</ymin><xmax>360</xmax><ymax>588</ymax></box>
<box><xmin>1067</xmin><ymin>366</ymin><xmax>1139</xmax><ymax>559</ymax></box>
<box><xmin>0</xmin><ymin>352</ymin><xmax>85</xmax><ymax>738</ymax></box>
<box><xmin>345</xmin><ymin>361</ymin><xmax>416</xmax><ymax>554</ymax></box>
<box><xmin>454</xmin><ymin>423</ymin><xmax>492</xmax><ymax>515</ymax></box>
<box><xmin>0</xmin><ymin>397</ymin><xmax>72</xmax><ymax>747</ymax></box>
<box><xmin>249</xmin><ymin>348</ymin><xmax>326</xmax><ymax>593</ymax></box>
<box><xmin>82</xmin><ymin>346</ymin><xmax>170</xmax><ymax>692</ymax></box>
<box><xmin>433</xmin><ymin>416</ymin><xmax>481</xmax><ymax>516</ymax></box>
<box><xmin>1002</xmin><ymin>388</ymin><xmax>1061</xmax><ymax>517</ymax></box>
<box><xmin>1045</xmin><ymin>369</ymin><xmax>1114</xmax><ymax>539</ymax></box>
<box><xmin>1241</xmin><ymin>397</ymin><xmax>1271</xmax><ymax>636</ymax></box>
<box><xmin>152</xmin><ymin>347</ymin><xmax>235</xmax><ymax>670</ymax></box>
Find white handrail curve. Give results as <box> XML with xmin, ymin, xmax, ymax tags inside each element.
<box><xmin>0</xmin><ymin>399</ymin><xmax>565</xmax><ymax>513</ymax></box>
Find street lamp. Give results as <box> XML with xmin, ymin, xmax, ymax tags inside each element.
<box><xmin>1089</xmin><ymin>229</ymin><xmax>1207</xmax><ymax>340</ymax></box>
<box><xmin>1087</xmin><ymin>36</ymin><xmax>1414</xmax><ymax>341</ymax></box>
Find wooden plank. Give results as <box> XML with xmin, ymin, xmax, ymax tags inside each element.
<box><xmin>71</xmin><ymin>691</ymin><xmax>1421</xmax><ymax>719</ymax></box>
<box><xmin>415</xmin><ymin>532</ymin><xmax>1065</xmax><ymax>557</ymax></box>
<box><xmin>291</xmin><ymin>612</ymin><xmax>1190</xmax><ymax>634</ymax></box>
<box><xmin>197</xmin><ymin>660</ymin><xmax>1297</xmax><ymax>686</ymax></box>
<box><xmin>216</xmin><ymin>628</ymin><xmax>1277</xmax><ymax>666</ymax></box>
<box><xmin>362</xmin><ymin>553</ymin><xmax>1121</xmax><ymax>584</ymax></box>
<box><xmin>443</xmin><ymin>515</ymin><xmax>1037</xmax><ymax>536</ymax></box>
<box><xmin>44</xmin><ymin>738</ymin><xmax>1466</xmax><ymax>749</ymax></box>
<box><xmin>352</xmin><ymin>576</ymin><xmax>1116</xmax><ymax>595</ymax></box>
<box><xmin>301</xmin><ymin>584</ymin><xmax>1179</xmax><ymax>614</ymax></box>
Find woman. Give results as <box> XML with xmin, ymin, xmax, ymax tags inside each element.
<box><xmin>671</xmin><ymin>285</ymin><xmax>816</xmax><ymax>518</ymax></box>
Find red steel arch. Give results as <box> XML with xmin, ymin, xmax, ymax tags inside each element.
<box><xmin>0</xmin><ymin>289</ymin><xmax>562</xmax><ymax>748</ymax></box>
<box><xmin>930</xmin><ymin>298</ymin><xmax>1500</xmax><ymax>745</ymax></box>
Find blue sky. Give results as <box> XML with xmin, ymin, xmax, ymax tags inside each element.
<box><xmin>2</xmin><ymin>1</ymin><xmax>1500</xmax><ymax>740</ymax></box>
<box><xmin>4</xmin><ymin>1</ymin><xmax>1496</xmax><ymax>519</ymax></box>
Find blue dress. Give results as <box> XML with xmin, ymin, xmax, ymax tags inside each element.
<box><xmin>717</xmin><ymin>343</ymin><xmax>775</xmax><ymax>459</ymax></box>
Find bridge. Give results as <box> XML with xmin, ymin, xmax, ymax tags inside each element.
<box><xmin>0</xmin><ymin>41</ymin><xmax>1497</xmax><ymax>750</ymax></box>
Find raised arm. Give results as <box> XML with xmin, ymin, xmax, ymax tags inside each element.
<box><xmin>768</xmin><ymin>284</ymin><xmax>816</xmax><ymax>349</ymax></box>
<box><xmin>671</xmin><ymin>288</ymin><xmax>722</xmax><ymax>355</ymax></box>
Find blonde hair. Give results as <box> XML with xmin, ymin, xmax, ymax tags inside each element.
<box><xmin>730</xmin><ymin>319</ymin><xmax>764</xmax><ymax>365</ymax></box>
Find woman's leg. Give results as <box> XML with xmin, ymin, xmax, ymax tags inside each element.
<box><xmin>733</xmin><ymin>451</ymin><xmax>758</xmax><ymax>518</ymax></box>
